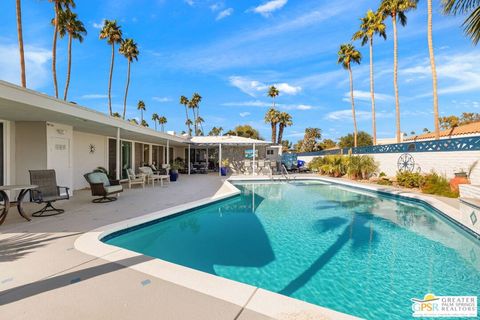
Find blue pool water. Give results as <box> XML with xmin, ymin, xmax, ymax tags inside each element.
<box><xmin>104</xmin><ymin>181</ymin><xmax>480</xmax><ymax>319</ymax></box>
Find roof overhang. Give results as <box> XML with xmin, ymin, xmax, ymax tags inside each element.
<box><xmin>0</xmin><ymin>81</ymin><xmax>187</xmax><ymax>146</ymax></box>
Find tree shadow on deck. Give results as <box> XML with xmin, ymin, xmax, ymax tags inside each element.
<box><xmin>0</xmin><ymin>255</ymin><xmax>153</xmax><ymax>305</ymax></box>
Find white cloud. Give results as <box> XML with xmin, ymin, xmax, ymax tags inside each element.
<box><xmin>92</xmin><ymin>19</ymin><xmax>105</xmax><ymax>29</ymax></box>
<box><xmin>210</xmin><ymin>2</ymin><xmax>224</xmax><ymax>11</ymax></box>
<box><xmin>185</xmin><ymin>0</ymin><xmax>195</xmax><ymax>6</ymax></box>
<box><xmin>342</xmin><ymin>90</ymin><xmax>393</xmax><ymax>103</ymax></box>
<box><xmin>80</xmin><ymin>94</ymin><xmax>109</xmax><ymax>99</ymax></box>
<box><xmin>0</xmin><ymin>43</ymin><xmax>50</xmax><ymax>90</ymax></box>
<box><xmin>229</xmin><ymin>76</ymin><xmax>301</xmax><ymax>97</ymax></box>
<box><xmin>252</xmin><ymin>0</ymin><xmax>288</xmax><ymax>17</ymax></box>
<box><xmin>325</xmin><ymin>109</ymin><xmax>393</xmax><ymax>121</ymax></box>
<box><xmin>402</xmin><ymin>52</ymin><xmax>480</xmax><ymax>96</ymax></box>
<box><xmin>216</xmin><ymin>8</ymin><xmax>233</xmax><ymax>20</ymax></box>
<box><xmin>239</xmin><ymin>112</ymin><xmax>251</xmax><ymax>117</ymax></box>
<box><xmin>222</xmin><ymin>100</ymin><xmax>315</xmax><ymax>111</ymax></box>
<box><xmin>152</xmin><ymin>96</ymin><xmax>172</xmax><ymax>103</ymax></box>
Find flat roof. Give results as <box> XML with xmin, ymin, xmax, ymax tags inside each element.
<box><xmin>189</xmin><ymin>135</ymin><xmax>271</xmax><ymax>146</ymax></box>
<box><xmin>0</xmin><ymin>81</ymin><xmax>187</xmax><ymax>146</ymax></box>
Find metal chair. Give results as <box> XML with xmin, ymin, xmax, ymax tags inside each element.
<box><xmin>84</xmin><ymin>171</ymin><xmax>123</xmax><ymax>203</ymax></box>
<box><xmin>29</xmin><ymin>170</ymin><xmax>70</xmax><ymax>216</ymax></box>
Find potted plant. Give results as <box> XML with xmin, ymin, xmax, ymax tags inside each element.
<box><xmin>169</xmin><ymin>161</ymin><xmax>182</xmax><ymax>182</ymax></box>
<box><xmin>450</xmin><ymin>161</ymin><xmax>478</xmax><ymax>192</ymax></box>
<box><xmin>220</xmin><ymin>158</ymin><xmax>229</xmax><ymax>176</ymax></box>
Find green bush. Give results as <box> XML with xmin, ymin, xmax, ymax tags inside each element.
<box><xmin>396</xmin><ymin>171</ymin><xmax>425</xmax><ymax>188</ymax></box>
<box><xmin>421</xmin><ymin>172</ymin><xmax>459</xmax><ymax>198</ymax></box>
<box><xmin>346</xmin><ymin>155</ymin><xmax>378</xmax><ymax>180</ymax></box>
<box><xmin>377</xmin><ymin>178</ymin><xmax>393</xmax><ymax>186</ymax></box>
<box><xmin>321</xmin><ymin>155</ymin><xmax>347</xmax><ymax>177</ymax></box>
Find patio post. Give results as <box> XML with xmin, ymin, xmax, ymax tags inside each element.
<box><xmin>253</xmin><ymin>143</ymin><xmax>256</xmax><ymax>176</ymax></box>
<box><xmin>188</xmin><ymin>144</ymin><xmax>191</xmax><ymax>175</ymax></box>
<box><xmin>116</xmin><ymin>128</ymin><xmax>121</xmax><ymax>180</ymax></box>
<box><xmin>219</xmin><ymin>143</ymin><xmax>222</xmax><ymax>176</ymax></box>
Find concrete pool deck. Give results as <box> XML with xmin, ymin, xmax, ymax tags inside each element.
<box><xmin>1</xmin><ymin>174</ymin><xmax>475</xmax><ymax>320</ymax></box>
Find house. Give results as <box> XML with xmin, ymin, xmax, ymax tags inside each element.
<box><xmin>0</xmin><ymin>81</ymin><xmax>279</xmax><ymax>193</ymax></box>
<box><xmin>404</xmin><ymin>122</ymin><xmax>480</xmax><ymax>142</ymax></box>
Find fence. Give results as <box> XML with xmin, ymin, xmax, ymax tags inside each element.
<box><xmin>295</xmin><ymin>136</ymin><xmax>480</xmax><ymax>157</ymax></box>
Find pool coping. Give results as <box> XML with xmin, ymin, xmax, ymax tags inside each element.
<box><xmin>74</xmin><ymin>176</ymin><xmax>478</xmax><ymax>320</ymax></box>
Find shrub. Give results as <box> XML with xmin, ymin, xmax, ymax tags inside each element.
<box><xmin>321</xmin><ymin>155</ymin><xmax>347</xmax><ymax>177</ymax></box>
<box><xmin>421</xmin><ymin>172</ymin><xmax>459</xmax><ymax>198</ymax></box>
<box><xmin>308</xmin><ymin>157</ymin><xmax>326</xmax><ymax>173</ymax></box>
<box><xmin>346</xmin><ymin>155</ymin><xmax>378</xmax><ymax>180</ymax></box>
<box><xmin>379</xmin><ymin>172</ymin><xmax>386</xmax><ymax>177</ymax></box>
<box><xmin>377</xmin><ymin>178</ymin><xmax>393</xmax><ymax>186</ymax></box>
<box><xmin>396</xmin><ymin>171</ymin><xmax>425</xmax><ymax>188</ymax></box>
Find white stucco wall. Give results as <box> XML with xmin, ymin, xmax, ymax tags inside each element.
<box><xmin>73</xmin><ymin>131</ymin><xmax>107</xmax><ymax>190</ymax></box>
<box><xmin>299</xmin><ymin>151</ymin><xmax>480</xmax><ymax>184</ymax></box>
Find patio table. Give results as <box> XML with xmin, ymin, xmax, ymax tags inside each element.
<box><xmin>0</xmin><ymin>185</ymin><xmax>38</xmax><ymax>225</ymax></box>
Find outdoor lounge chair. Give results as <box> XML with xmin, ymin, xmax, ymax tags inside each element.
<box><xmin>127</xmin><ymin>168</ymin><xmax>145</xmax><ymax>189</ymax></box>
<box><xmin>84</xmin><ymin>171</ymin><xmax>123</xmax><ymax>203</ymax></box>
<box><xmin>139</xmin><ymin>166</ymin><xmax>170</xmax><ymax>187</ymax></box>
<box><xmin>29</xmin><ymin>169</ymin><xmax>70</xmax><ymax>217</ymax></box>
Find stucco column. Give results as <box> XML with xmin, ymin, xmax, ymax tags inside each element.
<box><xmin>166</xmin><ymin>140</ymin><xmax>170</xmax><ymax>164</ymax></box>
<box><xmin>188</xmin><ymin>144</ymin><xmax>191</xmax><ymax>175</ymax></box>
<box><xmin>116</xmin><ymin>128</ymin><xmax>120</xmax><ymax>180</ymax></box>
<box><xmin>219</xmin><ymin>143</ymin><xmax>222</xmax><ymax>176</ymax></box>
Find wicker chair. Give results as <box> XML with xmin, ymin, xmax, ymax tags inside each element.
<box><xmin>29</xmin><ymin>170</ymin><xmax>70</xmax><ymax>217</ymax></box>
<box><xmin>84</xmin><ymin>172</ymin><xmax>123</xmax><ymax>203</ymax></box>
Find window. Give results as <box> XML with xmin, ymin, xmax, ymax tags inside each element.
<box><xmin>267</xmin><ymin>149</ymin><xmax>274</xmax><ymax>155</ymax></box>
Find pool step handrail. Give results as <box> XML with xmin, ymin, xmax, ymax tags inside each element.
<box><xmin>281</xmin><ymin>164</ymin><xmax>293</xmax><ymax>182</ymax></box>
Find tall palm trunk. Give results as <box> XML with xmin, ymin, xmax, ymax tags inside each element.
<box><xmin>184</xmin><ymin>106</ymin><xmax>191</xmax><ymax>135</ymax></box>
<box><xmin>392</xmin><ymin>13</ymin><xmax>401</xmax><ymax>143</ymax></box>
<box><xmin>122</xmin><ymin>60</ymin><xmax>131</xmax><ymax>119</ymax></box>
<box><xmin>349</xmin><ymin>66</ymin><xmax>358</xmax><ymax>148</ymax></box>
<box><xmin>161</xmin><ymin>123</ymin><xmax>164</xmax><ymax>132</ymax></box>
<box><xmin>278</xmin><ymin>124</ymin><xmax>285</xmax><ymax>144</ymax></box>
<box><xmin>140</xmin><ymin>109</ymin><xmax>143</xmax><ymax>122</ymax></box>
<box><xmin>193</xmin><ymin>108</ymin><xmax>198</xmax><ymax>135</ymax></box>
<box><xmin>154</xmin><ymin>122</ymin><xmax>157</xmax><ymax>131</ymax></box>
<box><xmin>63</xmin><ymin>34</ymin><xmax>73</xmax><ymax>100</ymax></box>
<box><xmin>108</xmin><ymin>43</ymin><xmax>115</xmax><ymax>116</ymax></box>
<box><xmin>52</xmin><ymin>3</ymin><xmax>59</xmax><ymax>98</ymax></box>
<box><xmin>369</xmin><ymin>37</ymin><xmax>376</xmax><ymax>146</ymax></box>
<box><xmin>428</xmin><ymin>0</ymin><xmax>440</xmax><ymax>139</ymax></box>
<box><xmin>16</xmin><ymin>0</ymin><xmax>26</xmax><ymax>88</ymax></box>
<box><xmin>271</xmin><ymin>123</ymin><xmax>277</xmax><ymax>143</ymax></box>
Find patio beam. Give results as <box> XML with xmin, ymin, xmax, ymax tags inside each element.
<box><xmin>219</xmin><ymin>143</ymin><xmax>222</xmax><ymax>176</ymax></box>
<box><xmin>188</xmin><ymin>144</ymin><xmax>191</xmax><ymax>175</ymax></box>
<box><xmin>253</xmin><ymin>143</ymin><xmax>256</xmax><ymax>176</ymax></box>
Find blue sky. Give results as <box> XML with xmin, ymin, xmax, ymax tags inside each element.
<box><xmin>0</xmin><ymin>0</ymin><xmax>478</xmax><ymax>141</ymax></box>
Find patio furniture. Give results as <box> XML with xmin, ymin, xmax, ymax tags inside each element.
<box><xmin>139</xmin><ymin>166</ymin><xmax>170</xmax><ymax>187</ymax></box>
<box><xmin>0</xmin><ymin>184</ymin><xmax>38</xmax><ymax>225</ymax></box>
<box><xmin>257</xmin><ymin>160</ymin><xmax>265</xmax><ymax>175</ymax></box>
<box><xmin>127</xmin><ymin>169</ymin><xmax>145</xmax><ymax>189</ymax></box>
<box><xmin>243</xmin><ymin>160</ymin><xmax>252</xmax><ymax>175</ymax></box>
<box><xmin>84</xmin><ymin>171</ymin><xmax>123</xmax><ymax>203</ymax></box>
<box><xmin>29</xmin><ymin>170</ymin><xmax>70</xmax><ymax>216</ymax></box>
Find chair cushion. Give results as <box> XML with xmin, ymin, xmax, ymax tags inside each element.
<box><xmin>104</xmin><ymin>185</ymin><xmax>123</xmax><ymax>194</ymax></box>
<box><xmin>88</xmin><ymin>172</ymin><xmax>110</xmax><ymax>187</ymax></box>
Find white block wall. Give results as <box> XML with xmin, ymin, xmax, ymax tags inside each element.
<box><xmin>73</xmin><ymin>131</ymin><xmax>107</xmax><ymax>190</ymax></box>
<box><xmin>299</xmin><ymin>151</ymin><xmax>480</xmax><ymax>185</ymax></box>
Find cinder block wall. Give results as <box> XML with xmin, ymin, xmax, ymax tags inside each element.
<box><xmin>298</xmin><ymin>151</ymin><xmax>480</xmax><ymax>185</ymax></box>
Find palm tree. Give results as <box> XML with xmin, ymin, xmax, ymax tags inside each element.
<box><xmin>180</xmin><ymin>96</ymin><xmax>192</xmax><ymax>135</ymax></box>
<box><xmin>151</xmin><ymin>113</ymin><xmax>159</xmax><ymax>130</ymax></box>
<box><xmin>352</xmin><ymin>10</ymin><xmax>386</xmax><ymax>146</ymax></box>
<box><xmin>58</xmin><ymin>9</ymin><xmax>86</xmax><ymax>101</ymax></box>
<box><xmin>379</xmin><ymin>0</ymin><xmax>417</xmax><ymax>143</ymax></box>
<box><xmin>190</xmin><ymin>93</ymin><xmax>202</xmax><ymax>135</ymax></box>
<box><xmin>50</xmin><ymin>0</ymin><xmax>75</xmax><ymax>98</ymax></box>
<box><xmin>128</xmin><ymin>118</ymin><xmax>138</xmax><ymax>125</ymax></box>
<box><xmin>16</xmin><ymin>0</ymin><xmax>26</xmax><ymax>87</ymax></box>
<box><xmin>428</xmin><ymin>0</ymin><xmax>440</xmax><ymax>139</ymax></box>
<box><xmin>158</xmin><ymin>116</ymin><xmax>167</xmax><ymax>132</ymax></box>
<box><xmin>268</xmin><ymin>86</ymin><xmax>280</xmax><ymax>108</ymax></box>
<box><xmin>137</xmin><ymin>100</ymin><xmax>146</xmax><ymax>122</ymax></box>
<box><xmin>140</xmin><ymin>119</ymin><xmax>148</xmax><ymax>127</ymax></box>
<box><xmin>338</xmin><ymin>43</ymin><xmax>362</xmax><ymax>148</ymax></box>
<box><xmin>443</xmin><ymin>0</ymin><xmax>480</xmax><ymax>44</ymax></box>
<box><xmin>277</xmin><ymin>112</ymin><xmax>293</xmax><ymax>144</ymax></box>
<box><xmin>119</xmin><ymin>38</ymin><xmax>139</xmax><ymax>119</ymax></box>
<box><xmin>195</xmin><ymin>116</ymin><xmax>204</xmax><ymax>135</ymax></box>
<box><xmin>99</xmin><ymin>20</ymin><xmax>122</xmax><ymax>116</ymax></box>
<box><xmin>264</xmin><ymin>108</ymin><xmax>281</xmax><ymax>143</ymax></box>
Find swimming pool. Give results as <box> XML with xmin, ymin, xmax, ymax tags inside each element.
<box><xmin>104</xmin><ymin>180</ymin><xmax>480</xmax><ymax>319</ymax></box>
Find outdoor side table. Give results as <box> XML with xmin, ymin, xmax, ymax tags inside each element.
<box><xmin>0</xmin><ymin>185</ymin><xmax>38</xmax><ymax>225</ymax></box>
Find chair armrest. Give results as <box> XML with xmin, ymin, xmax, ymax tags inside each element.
<box><xmin>109</xmin><ymin>180</ymin><xmax>121</xmax><ymax>186</ymax></box>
